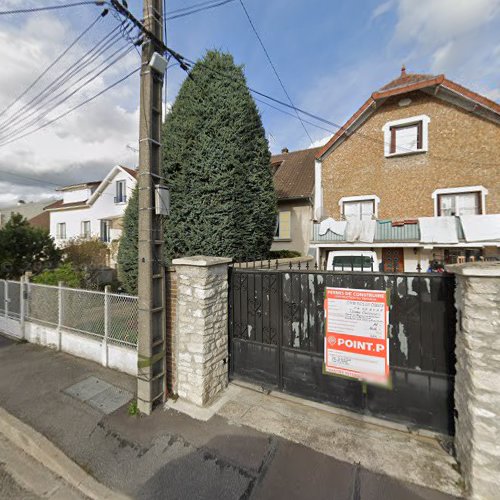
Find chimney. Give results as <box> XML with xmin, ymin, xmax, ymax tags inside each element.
<box><xmin>401</xmin><ymin>64</ymin><xmax>407</xmax><ymax>77</ymax></box>
<box><xmin>281</xmin><ymin>147</ymin><xmax>289</xmax><ymax>154</ymax></box>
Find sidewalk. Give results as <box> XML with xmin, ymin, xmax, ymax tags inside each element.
<box><xmin>0</xmin><ymin>334</ymin><xmax>462</xmax><ymax>500</ymax></box>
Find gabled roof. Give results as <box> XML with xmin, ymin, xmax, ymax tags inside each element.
<box><xmin>46</xmin><ymin>165</ymin><xmax>137</xmax><ymax>211</ymax></box>
<box><xmin>272</xmin><ymin>147</ymin><xmax>321</xmax><ymax>200</ymax></box>
<box><xmin>317</xmin><ymin>67</ymin><xmax>500</xmax><ymax>160</ymax></box>
<box><xmin>87</xmin><ymin>165</ymin><xmax>137</xmax><ymax>205</ymax></box>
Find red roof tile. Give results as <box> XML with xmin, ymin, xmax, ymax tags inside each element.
<box><xmin>120</xmin><ymin>166</ymin><xmax>137</xmax><ymax>178</ymax></box>
<box><xmin>272</xmin><ymin>147</ymin><xmax>321</xmax><ymax>200</ymax></box>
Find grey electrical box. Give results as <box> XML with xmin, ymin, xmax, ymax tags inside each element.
<box><xmin>155</xmin><ymin>185</ymin><xmax>170</xmax><ymax>215</ymax></box>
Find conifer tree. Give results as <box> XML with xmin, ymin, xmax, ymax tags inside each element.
<box><xmin>118</xmin><ymin>51</ymin><xmax>276</xmax><ymax>293</ymax></box>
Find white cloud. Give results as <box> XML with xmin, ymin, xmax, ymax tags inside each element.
<box><xmin>371</xmin><ymin>1</ymin><xmax>394</xmax><ymax>21</ymax></box>
<box><xmin>309</xmin><ymin>135</ymin><xmax>331</xmax><ymax>149</ymax></box>
<box><xmin>394</xmin><ymin>0</ymin><xmax>499</xmax><ymax>46</ymax></box>
<box><xmin>390</xmin><ymin>0</ymin><xmax>500</xmax><ymax>98</ymax></box>
<box><xmin>0</xmin><ymin>11</ymin><xmax>141</xmax><ymax>201</ymax></box>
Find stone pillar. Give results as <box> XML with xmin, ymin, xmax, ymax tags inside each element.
<box><xmin>172</xmin><ymin>256</ymin><xmax>232</xmax><ymax>407</ymax></box>
<box><xmin>448</xmin><ymin>262</ymin><xmax>500</xmax><ymax>499</ymax></box>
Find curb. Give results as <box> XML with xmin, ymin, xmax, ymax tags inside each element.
<box><xmin>0</xmin><ymin>407</ymin><xmax>129</xmax><ymax>500</ymax></box>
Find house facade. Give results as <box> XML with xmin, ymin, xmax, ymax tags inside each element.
<box><xmin>46</xmin><ymin>165</ymin><xmax>137</xmax><ymax>257</ymax></box>
<box><xmin>271</xmin><ymin>147</ymin><xmax>320</xmax><ymax>256</ymax></box>
<box><xmin>0</xmin><ymin>200</ymin><xmax>56</xmax><ymax>230</ymax></box>
<box><xmin>312</xmin><ymin>68</ymin><xmax>500</xmax><ymax>271</ymax></box>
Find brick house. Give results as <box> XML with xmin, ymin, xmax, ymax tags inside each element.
<box><xmin>271</xmin><ymin>147</ymin><xmax>320</xmax><ymax>256</ymax></box>
<box><xmin>312</xmin><ymin>67</ymin><xmax>500</xmax><ymax>271</ymax></box>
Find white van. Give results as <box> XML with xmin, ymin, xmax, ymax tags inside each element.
<box><xmin>326</xmin><ymin>251</ymin><xmax>379</xmax><ymax>272</ymax></box>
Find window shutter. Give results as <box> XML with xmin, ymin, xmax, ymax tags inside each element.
<box><xmin>390</xmin><ymin>127</ymin><xmax>396</xmax><ymax>153</ymax></box>
<box><xmin>279</xmin><ymin>211</ymin><xmax>291</xmax><ymax>239</ymax></box>
<box><xmin>416</xmin><ymin>121</ymin><xmax>423</xmax><ymax>149</ymax></box>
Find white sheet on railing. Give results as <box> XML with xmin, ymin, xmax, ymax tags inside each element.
<box><xmin>345</xmin><ymin>219</ymin><xmax>376</xmax><ymax>243</ymax></box>
<box><xmin>318</xmin><ymin>218</ymin><xmax>347</xmax><ymax>236</ymax></box>
<box><xmin>460</xmin><ymin>214</ymin><xmax>500</xmax><ymax>242</ymax></box>
<box><xmin>418</xmin><ymin>216</ymin><xmax>458</xmax><ymax>244</ymax></box>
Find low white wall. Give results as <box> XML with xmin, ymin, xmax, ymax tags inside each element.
<box><xmin>6</xmin><ymin>321</ymin><xmax>138</xmax><ymax>376</ymax></box>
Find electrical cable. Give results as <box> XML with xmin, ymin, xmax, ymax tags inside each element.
<box><xmin>0</xmin><ymin>2</ymin><xmax>105</xmax><ymax>16</ymax></box>
<box><xmin>177</xmin><ymin>53</ymin><xmax>499</xmax><ymax>167</ymax></box>
<box><xmin>0</xmin><ymin>43</ymin><xmax>137</xmax><ymax>144</ymax></box>
<box><xmin>0</xmin><ymin>23</ymin><xmax>130</xmax><ymax>133</ymax></box>
<box><xmin>0</xmin><ymin>66</ymin><xmax>140</xmax><ymax>148</ymax></box>
<box><xmin>0</xmin><ymin>11</ymin><xmax>105</xmax><ymax>121</ymax></box>
<box><xmin>238</xmin><ymin>0</ymin><xmax>313</xmax><ymax>144</ymax></box>
<box><xmin>165</xmin><ymin>0</ymin><xmax>235</xmax><ymax>16</ymax></box>
<box><xmin>166</xmin><ymin>0</ymin><xmax>235</xmax><ymax>20</ymax></box>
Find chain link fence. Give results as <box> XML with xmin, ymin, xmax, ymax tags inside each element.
<box><xmin>0</xmin><ymin>279</ymin><xmax>138</xmax><ymax>347</ymax></box>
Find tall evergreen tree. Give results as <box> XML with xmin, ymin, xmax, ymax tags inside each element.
<box><xmin>118</xmin><ymin>51</ymin><xmax>276</xmax><ymax>293</ymax></box>
<box><xmin>117</xmin><ymin>187</ymin><xmax>139</xmax><ymax>294</ymax></box>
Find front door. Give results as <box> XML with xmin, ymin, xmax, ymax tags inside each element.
<box><xmin>382</xmin><ymin>248</ymin><xmax>404</xmax><ymax>272</ymax></box>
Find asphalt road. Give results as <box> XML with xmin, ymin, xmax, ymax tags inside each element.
<box><xmin>0</xmin><ymin>333</ymin><xmax>460</xmax><ymax>500</ymax></box>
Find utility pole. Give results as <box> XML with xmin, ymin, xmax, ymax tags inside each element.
<box><xmin>136</xmin><ymin>0</ymin><xmax>166</xmax><ymax>415</ymax></box>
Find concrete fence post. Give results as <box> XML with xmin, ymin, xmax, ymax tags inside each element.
<box><xmin>448</xmin><ymin>262</ymin><xmax>500</xmax><ymax>499</ymax></box>
<box><xmin>57</xmin><ymin>281</ymin><xmax>64</xmax><ymax>351</ymax></box>
<box><xmin>171</xmin><ymin>256</ymin><xmax>232</xmax><ymax>407</ymax></box>
<box><xmin>19</xmin><ymin>276</ymin><xmax>25</xmax><ymax>340</ymax></box>
<box><xmin>4</xmin><ymin>280</ymin><xmax>8</xmax><ymax>323</ymax></box>
<box><xmin>102</xmin><ymin>285</ymin><xmax>111</xmax><ymax>368</ymax></box>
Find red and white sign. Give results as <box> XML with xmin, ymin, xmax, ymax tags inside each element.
<box><xmin>324</xmin><ymin>287</ymin><xmax>389</xmax><ymax>385</ymax></box>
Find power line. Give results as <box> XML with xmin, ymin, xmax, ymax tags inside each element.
<box><xmin>0</xmin><ymin>66</ymin><xmax>140</xmax><ymax>148</ymax></box>
<box><xmin>238</xmin><ymin>0</ymin><xmax>313</xmax><ymax>144</ymax></box>
<box><xmin>176</xmin><ymin>52</ymin><xmax>499</xmax><ymax>167</ymax></box>
<box><xmin>166</xmin><ymin>0</ymin><xmax>235</xmax><ymax>15</ymax></box>
<box><xmin>254</xmin><ymin>96</ymin><xmax>335</xmax><ymax>135</ymax></box>
<box><xmin>0</xmin><ymin>12</ymin><xmax>105</xmax><ymax>121</ymax></box>
<box><xmin>166</xmin><ymin>0</ymin><xmax>236</xmax><ymax>20</ymax></box>
<box><xmin>0</xmin><ymin>43</ymin><xmax>137</xmax><ymax>144</ymax></box>
<box><xmin>0</xmin><ymin>23</ymin><xmax>129</xmax><ymax>133</ymax></box>
<box><xmin>0</xmin><ymin>2</ymin><xmax>105</xmax><ymax>16</ymax></box>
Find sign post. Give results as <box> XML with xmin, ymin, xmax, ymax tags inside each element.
<box><xmin>324</xmin><ymin>287</ymin><xmax>389</xmax><ymax>385</ymax></box>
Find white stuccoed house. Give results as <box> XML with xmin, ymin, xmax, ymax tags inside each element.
<box><xmin>46</xmin><ymin>165</ymin><xmax>137</xmax><ymax>265</ymax></box>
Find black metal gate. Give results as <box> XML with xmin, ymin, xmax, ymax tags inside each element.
<box><xmin>228</xmin><ymin>268</ymin><xmax>456</xmax><ymax>435</ymax></box>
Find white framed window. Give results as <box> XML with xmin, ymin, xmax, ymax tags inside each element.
<box><xmin>115</xmin><ymin>180</ymin><xmax>127</xmax><ymax>203</ymax></box>
<box><xmin>81</xmin><ymin>220</ymin><xmax>91</xmax><ymax>238</ymax></box>
<box><xmin>56</xmin><ymin>222</ymin><xmax>66</xmax><ymax>240</ymax></box>
<box><xmin>274</xmin><ymin>211</ymin><xmax>291</xmax><ymax>240</ymax></box>
<box><xmin>339</xmin><ymin>195</ymin><xmax>380</xmax><ymax>220</ymax></box>
<box><xmin>382</xmin><ymin>115</ymin><xmax>430</xmax><ymax>157</ymax></box>
<box><xmin>432</xmin><ymin>186</ymin><xmax>488</xmax><ymax>216</ymax></box>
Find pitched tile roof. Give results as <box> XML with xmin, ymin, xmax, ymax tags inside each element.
<box><xmin>120</xmin><ymin>166</ymin><xmax>137</xmax><ymax>178</ymax></box>
<box><xmin>271</xmin><ymin>147</ymin><xmax>321</xmax><ymax>200</ymax></box>
<box><xmin>317</xmin><ymin>67</ymin><xmax>500</xmax><ymax>159</ymax></box>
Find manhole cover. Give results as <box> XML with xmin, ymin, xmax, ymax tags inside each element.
<box><xmin>64</xmin><ymin>376</ymin><xmax>133</xmax><ymax>415</ymax></box>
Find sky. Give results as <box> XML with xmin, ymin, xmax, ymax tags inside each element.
<box><xmin>0</xmin><ymin>0</ymin><xmax>499</xmax><ymax>207</ymax></box>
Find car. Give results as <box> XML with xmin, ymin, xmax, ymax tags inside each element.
<box><xmin>326</xmin><ymin>250</ymin><xmax>379</xmax><ymax>272</ymax></box>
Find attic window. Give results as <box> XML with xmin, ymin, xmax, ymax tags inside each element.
<box><xmin>382</xmin><ymin>115</ymin><xmax>430</xmax><ymax>157</ymax></box>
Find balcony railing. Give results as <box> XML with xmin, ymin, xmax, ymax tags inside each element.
<box><xmin>312</xmin><ymin>220</ymin><xmax>421</xmax><ymax>243</ymax></box>
<box><xmin>114</xmin><ymin>195</ymin><xmax>127</xmax><ymax>204</ymax></box>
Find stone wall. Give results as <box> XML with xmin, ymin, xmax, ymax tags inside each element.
<box><xmin>172</xmin><ymin>256</ymin><xmax>231</xmax><ymax>406</ymax></box>
<box><xmin>449</xmin><ymin>262</ymin><xmax>500</xmax><ymax>499</ymax></box>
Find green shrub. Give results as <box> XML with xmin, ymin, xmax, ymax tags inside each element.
<box><xmin>267</xmin><ymin>250</ymin><xmax>301</xmax><ymax>259</ymax></box>
<box><xmin>32</xmin><ymin>263</ymin><xmax>83</xmax><ymax>288</ymax></box>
